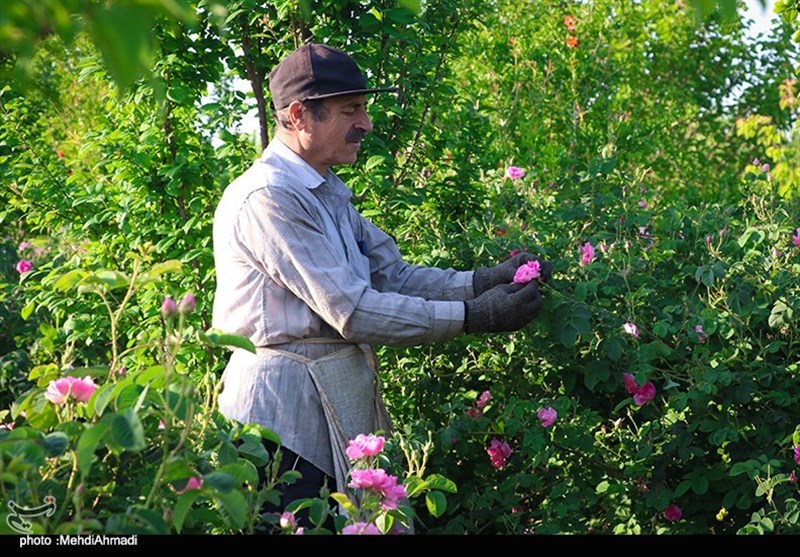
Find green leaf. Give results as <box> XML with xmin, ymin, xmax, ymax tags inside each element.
<box><xmin>398</xmin><ymin>0</ymin><xmax>422</xmax><ymax>14</ymax></box>
<box><xmin>552</xmin><ymin>301</ymin><xmax>592</xmax><ymax>347</ymax></box>
<box><xmin>88</xmin><ymin>382</ymin><xmax>115</xmax><ymax>417</ymax></box>
<box><xmin>596</xmin><ymin>480</ymin><xmax>610</xmax><ymax>494</ymax></box>
<box><xmin>691</xmin><ymin>474</ymin><xmax>709</xmax><ymax>495</ymax></box>
<box><xmin>94</xmin><ymin>269</ymin><xmax>129</xmax><ymax>290</ymax></box>
<box><xmin>53</xmin><ymin>269</ymin><xmax>87</xmax><ymax>291</ymax></box>
<box><xmin>137</xmin><ymin>260</ymin><xmax>183</xmax><ymax>285</ymax></box>
<box><xmin>768</xmin><ymin>300</ymin><xmax>792</xmax><ymax>329</ymax></box>
<box><xmin>173</xmin><ymin>490</ymin><xmax>203</xmax><ymax>534</ymax></box>
<box><xmin>385</xmin><ymin>7</ymin><xmax>417</xmax><ymax>24</ymax></box>
<box><xmin>737</xmin><ymin>226</ymin><xmax>765</xmax><ymax>248</ymax></box>
<box><xmin>603</xmin><ymin>337</ymin><xmax>623</xmax><ymax>361</ymax></box>
<box><xmin>214</xmin><ymin>488</ymin><xmax>246</xmax><ymax>529</ymax></box>
<box><xmin>0</xmin><ymin>438</ymin><xmax>46</xmax><ymax>468</ymax></box>
<box><xmin>424</xmin><ymin>473</ymin><xmax>457</xmax><ymax>494</ymax></box>
<box><xmin>114</xmin><ymin>383</ymin><xmax>144</xmax><ymax>413</ymax></box>
<box><xmin>403</xmin><ymin>475</ymin><xmax>427</xmax><ymax>498</ymax></box>
<box><xmin>330</xmin><ymin>492</ymin><xmax>359</xmax><ymax>517</ymax></box>
<box><xmin>217</xmin><ymin>461</ymin><xmax>259</xmax><ymax>489</ymax></box>
<box><xmin>730</xmin><ymin>462</ymin><xmax>752</xmax><ymax>477</ymax></box>
<box><xmin>695</xmin><ymin>264</ymin><xmax>716</xmax><ymax>287</ymax></box>
<box><xmin>203</xmin><ymin>328</ymin><xmax>256</xmax><ymax>354</ymax></box>
<box><xmin>204</xmin><ymin>471</ymin><xmax>236</xmax><ymax>493</ymax></box>
<box><xmin>21</xmin><ymin>300</ymin><xmax>36</xmax><ymax>320</ymax></box>
<box><xmin>77</xmin><ymin>421</ymin><xmax>110</xmax><ymax>477</ymax></box>
<box><xmin>42</xmin><ymin>431</ymin><xmax>69</xmax><ymax>457</ymax></box>
<box><xmin>109</xmin><ymin>409</ymin><xmax>145</xmax><ymax>452</ymax></box>
<box><xmin>364</xmin><ymin>155</ymin><xmax>386</xmax><ymax>171</ymax></box>
<box><xmin>425</xmin><ymin>490</ymin><xmax>447</xmax><ymax>517</ymax></box>
<box><xmin>236</xmin><ymin>439</ymin><xmax>269</xmax><ymax>467</ymax></box>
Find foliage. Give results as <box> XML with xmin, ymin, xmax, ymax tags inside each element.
<box><xmin>1</xmin><ymin>0</ymin><xmax>800</xmax><ymax>535</ymax></box>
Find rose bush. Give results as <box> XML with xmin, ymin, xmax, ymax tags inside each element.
<box><xmin>2</xmin><ymin>0</ymin><xmax>800</xmax><ymax>536</ymax></box>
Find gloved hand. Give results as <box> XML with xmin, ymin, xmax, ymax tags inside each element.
<box><xmin>464</xmin><ymin>281</ymin><xmax>544</xmax><ymax>333</ymax></box>
<box><xmin>473</xmin><ymin>252</ymin><xmax>553</xmax><ymax>296</ymax></box>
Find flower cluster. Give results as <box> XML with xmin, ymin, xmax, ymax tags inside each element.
<box><xmin>45</xmin><ymin>376</ymin><xmax>97</xmax><ymax>405</ymax></box>
<box><xmin>341</xmin><ymin>434</ymin><xmax>409</xmax><ymax>535</ymax></box>
<box><xmin>792</xmin><ymin>227</ymin><xmax>800</xmax><ymax>248</ymax></box>
<box><xmin>348</xmin><ymin>468</ymin><xmax>408</xmax><ymax>511</ymax></box>
<box><xmin>162</xmin><ymin>293</ymin><xmax>196</xmax><ymax>318</ymax></box>
<box><xmin>623</xmin><ymin>373</ymin><xmax>656</xmax><ymax>406</ymax></box>
<box><xmin>564</xmin><ymin>14</ymin><xmax>578</xmax><ymax>48</ymax></box>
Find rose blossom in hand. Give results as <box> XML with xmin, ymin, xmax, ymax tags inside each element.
<box><xmin>513</xmin><ymin>260</ymin><xmax>541</xmax><ymax>284</ymax></box>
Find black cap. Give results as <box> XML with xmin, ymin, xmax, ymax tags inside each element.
<box><xmin>268</xmin><ymin>43</ymin><xmax>397</xmax><ymax>110</ymax></box>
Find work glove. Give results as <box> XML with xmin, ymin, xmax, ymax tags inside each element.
<box><xmin>473</xmin><ymin>252</ymin><xmax>553</xmax><ymax>296</ymax></box>
<box><xmin>464</xmin><ymin>280</ymin><xmax>544</xmax><ymax>334</ymax></box>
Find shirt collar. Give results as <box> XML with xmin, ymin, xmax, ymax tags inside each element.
<box><xmin>264</xmin><ymin>137</ymin><xmax>326</xmax><ymax>190</ymax></box>
<box><xmin>264</xmin><ymin>137</ymin><xmax>353</xmax><ymax>204</ymax></box>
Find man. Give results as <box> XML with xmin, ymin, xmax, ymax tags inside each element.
<box><xmin>211</xmin><ymin>43</ymin><xmax>552</xmax><ymax>530</ymax></box>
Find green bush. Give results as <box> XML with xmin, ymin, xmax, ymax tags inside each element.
<box><xmin>1</xmin><ymin>0</ymin><xmax>799</xmax><ymax>535</ymax></box>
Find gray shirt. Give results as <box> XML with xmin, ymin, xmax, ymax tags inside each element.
<box><xmin>212</xmin><ymin>137</ymin><xmax>473</xmax><ymax>476</ymax></box>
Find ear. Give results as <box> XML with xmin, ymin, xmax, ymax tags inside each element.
<box><xmin>286</xmin><ymin>100</ymin><xmax>307</xmax><ymax>130</ymax></box>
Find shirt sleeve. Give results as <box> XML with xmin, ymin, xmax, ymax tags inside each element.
<box><xmin>234</xmin><ymin>186</ymin><xmax>465</xmax><ymax>347</ymax></box>
<box><xmin>350</xmin><ymin>207</ymin><xmax>476</xmax><ymax>301</ymax></box>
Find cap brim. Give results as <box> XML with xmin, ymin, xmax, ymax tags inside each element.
<box><xmin>303</xmin><ymin>87</ymin><xmax>398</xmax><ymax>101</ymax></box>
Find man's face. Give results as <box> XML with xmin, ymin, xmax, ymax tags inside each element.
<box><xmin>303</xmin><ymin>94</ymin><xmax>373</xmax><ymax>172</ymax></box>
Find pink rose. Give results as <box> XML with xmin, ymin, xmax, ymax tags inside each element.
<box><xmin>663</xmin><ymin>503</ymin><xmax>682</xmax><ymax>522</ymax></box>
<box><xmin>537</xmin><ymin>407</ymin><xmax>557</xmax><ymax>427</ymax></box>
<box><xmin>622</xmin><ymin>373</ymin><xmax>656</xmax><ymax>407</ymax></box>
<box><xmin>794</xmin><ymin>443</ymin><xmax>800</xmax><ymax>465</ymax></box>
<box><xmin>487</xmin><ymin>439</ymin><xmax>512</xmax><ymax>470</ymax></box>
<box><xmin>44</xmin><ymin>376</ymin><xmax>97</xmax><ymax>405</ymax></box>
<box><xmin>792</xmin><ymin>227</ymin><xmax>800</xmax><ymax>248</ymax></box>
<box><xmin>622</xmin><ymin>322</ymin><xmax>639</xmax><ymax>339</ymax></box>
<box><xmin>505</xmin><ymin>166</ymin><xmax>525</xmax><ymax>180</ymax></box>
<box><xmin>580</xmin><ymin>242</ymin><xmax>595</xmax><ymax>266</ymax></box>
<box><xmin>348</xmin><ymin>468</ymin><xmax>393</xmax><ymax>492</ymax></box>
<box><xmin>513</xmin><ymin>260</ymin><xmax>541</xmax><ymax>284</ymax></box>
<box><xmin>476</xmin><ymin>390</ymin><xmax>492</xmax><ymax>409</ymax></box>
<box><xmin>345</xmin><ymin>433</ymin><xmax>385</xmax><ymax>461</ymax></box>
<box><xmin>623</xmin><ymin>373</ymin><xmax>639</xmax><ymax>395</ymax></box>
<box><xmin>16</xmin><ymin>260</ymin><xmax>33</xmax><ymax>274</ymax></box>
<box><xmin>342</xmin><ymin>522</ymin><xmax>381</xmax><ymax>535</ymax></box>
<box><xmin>633</xmin><ymin>382</ymin><xmax>656</xmax><ymax>406</ymax></box>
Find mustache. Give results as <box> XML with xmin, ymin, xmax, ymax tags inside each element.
<box><xmin>346</xmin><ymin>129</ymin><xmax>366</xmax><ymax>143</ymax></box>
